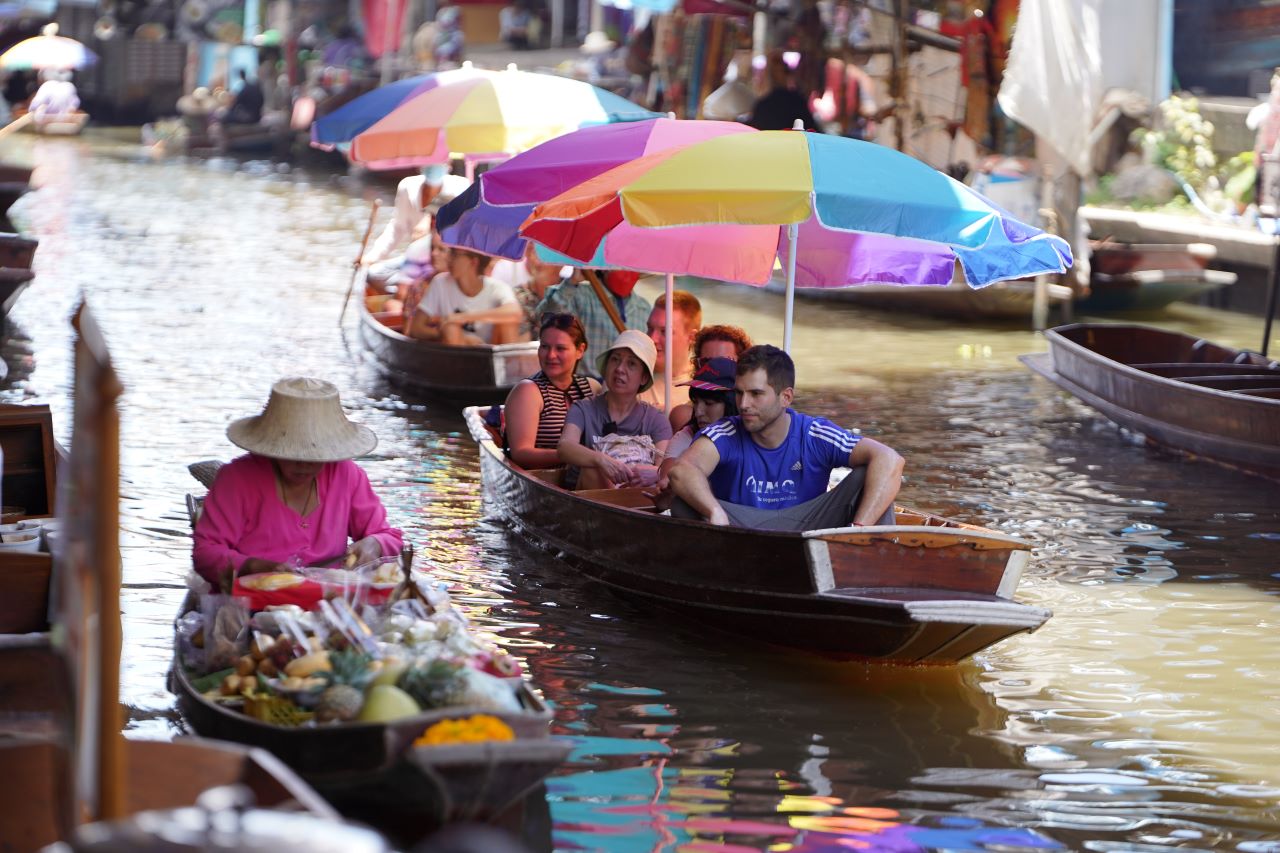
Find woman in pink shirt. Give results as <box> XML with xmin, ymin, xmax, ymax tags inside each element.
<box><xmin>193</xmin><ymin>377</ymin><xmax>403</xmax><ymax>589</ymax></box>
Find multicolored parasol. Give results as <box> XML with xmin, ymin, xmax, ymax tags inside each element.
<box><xmin>520</xmin><ymin>129</ymin><xmax>1073</xmax><ymax>348</ymax></box>
<box><xmin>309</xmin><ymin>64</ymin><xmax>495</xmax><ymax>155</ymax></box>
<box><xmin>349</xmin><ymin>68</ymin><xmax>662</xmax><ymax>170</ymax></box>
<box><xmin>435</xmin><ymin>117</ymin><xmax>756</xmax><ymax>260</ymax></box>
<box><xmin>0</xmin><ymin>23</ymin><xmax>97</xmax><ymax>71</ymax></box>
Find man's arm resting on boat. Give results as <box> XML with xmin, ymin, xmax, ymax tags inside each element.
<box><xmin>667</xmin><ymin>436</ymin><xmax>728</xmax><ymax>526</ymax></box>
<box><xmin>847</xmin><ymin>437</ymin><xmax>904</xmax><ymax>526</ymax></box>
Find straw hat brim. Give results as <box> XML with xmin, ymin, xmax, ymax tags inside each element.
<box><xmin>227</xmin><ymin>413</ymin><xmax>377</xmax><ymax>462</ymax></box>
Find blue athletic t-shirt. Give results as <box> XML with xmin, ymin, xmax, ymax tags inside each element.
<box><xmin>698</xmin><ymin>410</ymin><xmax>860</xmax><ymax>509</ymax></box>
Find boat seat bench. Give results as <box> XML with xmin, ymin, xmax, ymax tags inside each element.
<box><xmin>1132</xmin><ymin>362</ymin><xmax>1280</xmax><ymax>378</ymax></box>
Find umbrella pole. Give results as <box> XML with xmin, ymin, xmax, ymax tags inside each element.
<box><xmin>664</xmin><ymin>273</ymin><xmax>674</xmax><ymax>415</ymax></box>
<box><xmin>783</xmin><ymin>222</ymin><xmax>798</xmax><ymax>353</ymax></box>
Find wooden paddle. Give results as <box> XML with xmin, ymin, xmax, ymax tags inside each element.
<box><xmin>339</xmin><ymin>198</ymin><xmax>382</xmax><ymax>327</ymax></box>
<box><xmin>582</xmin><ymin>269</ymin><xmax>626</xmax><ymax>334</ymax></box>
<box><xmin>0</xmin><ymin>113</ymin><xmax>33</xmax><ymax>142</ymax></box>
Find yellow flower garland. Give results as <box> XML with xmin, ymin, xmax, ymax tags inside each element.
<box><xmin>415</xmin><ymin>714</ymin><xmax>515</xmax><ymax>746</ymax></box>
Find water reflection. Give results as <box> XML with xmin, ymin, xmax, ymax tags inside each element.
<box><xmin>4</xmin><ymin>132</ymin><xmax>1280</xmax><ymax>851</ymax></box>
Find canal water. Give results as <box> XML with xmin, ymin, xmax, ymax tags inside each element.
<box><xmin>4</xmin><ymin>132</ymin><xmax>1279</xmax><ymax>852</ymax></box>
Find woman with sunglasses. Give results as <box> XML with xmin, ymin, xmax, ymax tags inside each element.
<box><xmin>502</xmin><ymin>313</ymin><xmax>600</xmax><ymax>468</ymax></box>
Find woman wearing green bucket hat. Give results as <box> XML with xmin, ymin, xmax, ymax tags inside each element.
<box><xmin>557</xmin><ymin>330</ymin><xmax>672</xmax><ymax>490</ymax></box>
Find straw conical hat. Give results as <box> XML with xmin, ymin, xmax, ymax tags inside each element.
<box><xmin>227</xmin><ymin>377</ymin><xmax>376</xmax><ymax>462</ymax></box>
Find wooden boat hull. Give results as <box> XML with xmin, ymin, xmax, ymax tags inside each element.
<box><xmin>171</xmin><ymin>599</ymin><xmax>569</xmax><ymax>842</ymax></box>
<box><xmin>357</xmin><ymin>297</ymin><xmax>539</xmax><ymax>400</ymax></box>
<box><xmin>1089</xmin><ymin>241</ymin><xmax>1214</xmax><ymax>275</ymax></box>
<box><xmin>31</xmin><ymin>112</ymin><xmax>88</xmax><ymax>136</ymax></box>
<box><xmin>1021</xmin><ymin>323</ymin><xmax>1280</xmax><ymax>480</ymax></box>
<box><xmin>463</xmin><ymin>408</ymin><xmax>1049</xmax><ymax>664</ymax></box>
<box><xmin>764</xmin><ymin>277</ymin><xmax>1073</xmax><ymax>320</ymax></box>
<box><xmin>1077</xmin><ymin>268</ymin><xmax>1236</xmax><ymax>313</ymax></box>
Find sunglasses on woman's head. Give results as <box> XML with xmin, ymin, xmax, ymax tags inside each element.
<box><xmin>539</xmin><ymin>312</ymin><xmax>578</xmax><ymax>332</ymax></box>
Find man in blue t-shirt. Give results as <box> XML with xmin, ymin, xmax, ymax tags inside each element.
<box><xmin>667</xmin><ymin>345</ymin><xmax>903</xmax><ymax>531</ymax></box>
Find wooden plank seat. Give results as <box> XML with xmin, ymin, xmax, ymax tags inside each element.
<box><xmin>1172</xmin><ymin>375</ymin><xmax>1280</xmax><ymax>391</ymax></box>
<box><xmin>572</xmin><ymin>486</ymin><xmax>660</xmax><ymax>512</ymax></box>
<box><xmin>1237</xmin><ymin>388</ymin><xmax>1280</xmax><ymax>399</ymax></box>
<box><xmin>1133</xmin><ymin>362</ymin><xmax>1280</xmax><ymax>378</ymax></box>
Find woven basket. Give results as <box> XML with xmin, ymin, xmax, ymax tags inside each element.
<box><xmin>244</xmin><ymin>694</ymin><xmax>314</xmax><ymax>727</ymax></box>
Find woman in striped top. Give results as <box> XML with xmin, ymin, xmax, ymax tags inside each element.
<box><xmin>503</xmin><ymin>312</ymin><xmax>600</xmax><ymax>468</ymax></box>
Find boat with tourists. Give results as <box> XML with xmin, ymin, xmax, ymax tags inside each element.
<box><xmin>1021</xmin><ymin>323</ymin><xmax>1280</xmax><ymax>480</ymax></box>
<box><xmin>357</xmin><ymin>296</ymin><xmax>539</xmax><ymax>399</ymax></box>
<box><xmin>463</xmin><ymin>405</ymin><xmax>1050</xmax><ymax>664</ymax></box>
<box><xmin>4</xmin><ymin>304</ymin><xmax>353</xmax><ymax>849</ymax></box>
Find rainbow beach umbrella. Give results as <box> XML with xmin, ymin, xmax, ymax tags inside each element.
<box><xmin>435</xmin><ymin>117</ymin><xmax>756</xmax><ymax>260</ymax></box>
<box><xmin>349</xmin><ymin>68</ymin><xmax>662</xmax><ymax>170</ymax></box>
<box><xmin>309</xmin><ymin>64</ymin><xmax>495</xmax><ymax>157</ymax></box>
<box><xmin>0</xmin><ymin>24</ymin><xmax>97</xmax><ymax>71</ymax></box>
<box><xmin>521</xmin><ymin>129</ymin><xmax>1073</xmax><ymax>350</ymax></box>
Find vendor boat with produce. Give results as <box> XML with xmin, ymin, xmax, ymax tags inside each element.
<box><xmin>172</xmin><ymin>377</ymin><xmax>568</xmax><ymax>845</ymax></box>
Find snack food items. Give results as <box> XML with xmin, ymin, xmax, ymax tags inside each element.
<box><xmin>241</xmin><ymin>572</ymin><xmax>306</xmax><ymax>591</ymax></box>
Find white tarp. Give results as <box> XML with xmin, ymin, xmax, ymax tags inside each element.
<box><xmin>997</xmin><ymin>0</ymin><xmax>1104</xmax><ymax>177</ymax></box>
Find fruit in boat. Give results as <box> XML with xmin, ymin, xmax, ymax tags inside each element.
<box><xmin>316</xmin><ymin>684</ymin><xmax>364</xmax><ymax>723</ymax></box>
<box><xmin>358</xmin><ymin>685</ymin><xmax>421</xmax><ymax>722</ymax></box>
<box><xmin>236</xmin><ymin>655</ymin><xmax>256</xmax><ymax>677</ymax></box>
<box><xmin>398</xmin><ymin>659</ymin><xmax>466</xmax><ymax>710</ymax></box>
<box><xmin>283</xmin><ymin>650</ymin><xmax>330</xmax><ymax>678</ymax></box>
<box><xmin>371</xmin><ymin>658</ymin><xmax>409</xmax><ymax>687</ymax></box>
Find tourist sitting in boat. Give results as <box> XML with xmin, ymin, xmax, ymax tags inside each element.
<box><xmin>512</xmin><ymin>243</ymin><xmax>574</xmax><ymax>339</ymax></box>
<box><xmin>691</xmin><ymin>324</ymin><xmax>753</xmax><ymax>370</ymax></box>
<box><xmin>501</xmin><ymin>312</ymin><xmax>599</xmax><ymax>468</ymax></box>
<box><xmin>668</xmin><ymin>345</ymin><xmax>903</xmax><ymax>530</ymax></box>
<box><xmin>29</xmin><ymin>70</ymin><xmax>79</xmax><ymax>123</ymax></box>
<box><xmin>192</xmin><ymin>376</ymin><xmax>403</xmax><ymax>590</ymax></box>
<box><xmin>663</xmin><ymin>357</ymin><xmax>739</xmax><ymax>467</ymax></box>
<box><xmin>393</xmin><ymin>230</ymin><xmax>450</xmax><ymax>333</ymax></box>
<box><xmin>362</xmin><ymin>164</ymin><xmax>470</xmax><ymax>277</ymax></box>
<box><xmin>224</xmin><ymin>68</ymin><xmax>264</xmax><ymax>125</ymax></box>
<box><xmin>640</xmin><ymin>290</ymin><xmax>700</xmax><ymax>422</ymax></box>
<box><xmin>408</xmin><ymin>247</ymin><xmax>523</xmax><ymax>345</ymax></box>
<box><xmin>558</xmin><ymin>330</ymin><xmax>672</xmax><ymax>489</ymax></box>
<box><xmin>535</xmin><ymin>269</ymin><xmax>652</xmax><ymax>378</ymax></box>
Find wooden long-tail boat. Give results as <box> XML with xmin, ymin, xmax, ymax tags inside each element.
<box><xmin>463</xmin><ymin>407</ymin><xmax>1050</xmax><ymax>664</ymax></box>
<box><xmin>175</xmin><ymin>486</ymin><xmax>568</xmax><ymax>844</ymax></box>
<box><xmin>2</xmin><ymin>304</ymin><xmax>347</xmax><ymax>849</ymax></box>
<box><xmin>171</xmin><ymin>629</ymin><xmax>569</xmax><ymax>845</ymax></box>
<box><xmin>357</xmin><ymin>296</ymin><xmax>539</xmax><ymax>400</ymax></box>
<box><xmin>1021</xmin><ymin>323</ymin><xmax>1280</xmax><ymax>480</ymax></box>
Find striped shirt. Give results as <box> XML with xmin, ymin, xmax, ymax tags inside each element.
<box><xmin>530</xmin><ymin>371</ymin><xmax>595</xmax><ymax>449</ymax></box>
<box><xmin>699</xmin><ymin>410</ymin><xmax>861</xmax><ymax>509</ymax></box>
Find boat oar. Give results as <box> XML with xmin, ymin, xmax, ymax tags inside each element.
<box><xmin>0</xmin><ymin>112</ymin><xmax>33</xmax><ymax>141</ymax></box>
<box><xmin>583</xmin><ymin>269</ymin><xmax>626</xmax><ymax>334</ymax></box>
<box><xmin>339</xmin><ymin>198</ymin><xmax>382</xmax><ymax>327</ymax></box>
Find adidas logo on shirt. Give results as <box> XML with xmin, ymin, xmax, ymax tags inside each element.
<box><xmin>791</xmin><ymin>460</ymin><xmax>803</xmax><ymax>471</ymax></box>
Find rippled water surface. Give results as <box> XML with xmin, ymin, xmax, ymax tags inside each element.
<box><xmin>4</xmin><ymin>132</ymin><xmax>1280</xmax><ymax>852</ymax></box>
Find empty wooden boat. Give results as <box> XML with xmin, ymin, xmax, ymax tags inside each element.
<box><xmin>1021</xmin><ymin>323</ymin><xmax>1280</xmax><ymax>479</ymax></box>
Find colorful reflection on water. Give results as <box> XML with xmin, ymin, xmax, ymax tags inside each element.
<box><xmin>3</xmin><ymin>132</ymin><xmax>1280</xmax><ymax>851</ymax></box>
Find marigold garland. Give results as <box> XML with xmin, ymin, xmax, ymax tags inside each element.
<box><xmin>415</xmin><ymin>714</ymin><xmax>515</xmax><ymax>746</ymax></box>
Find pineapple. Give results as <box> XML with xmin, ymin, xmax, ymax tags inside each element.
<box><xmin>397</xmin><ymin>658</ymin><xmax>467</xmax><ymax>710</ymax></box>
<box><xmin>316</xmin><ymin>649</ymin><xmax>373</xmax><ymax>723</ymax></box>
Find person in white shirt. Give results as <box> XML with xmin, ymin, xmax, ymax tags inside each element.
<box><xmin>409</xmin><ymin>247</ymin><xmax>522</xmax><ymax>345</ymax></box>
<box><xmin>362</xmin><ymin>164</ymin><xmax>471</xmax><ymax>269</ymax></box>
